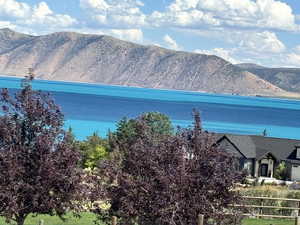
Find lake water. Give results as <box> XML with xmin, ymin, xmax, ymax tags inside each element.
<box><xmin>1</xmin><ymin>76</ymin><xmax>300</xmax><ymax>140</ymax></box>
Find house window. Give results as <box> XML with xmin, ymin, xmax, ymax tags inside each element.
<box><xmin>296</xmin><ymin>147</ymin><xmax>300</xmax><ymax>159</ymax></box>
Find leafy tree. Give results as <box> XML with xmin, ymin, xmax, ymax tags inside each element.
<box><xmin>110</xmin><ymin>112</ymin><xmax>173</xmax><ymax>151</ymax></box>
<box><xmin>79</xmin><ymin>132</ymin><xmax>109</xmax><ymax>169</ymax></box>
<box><xmin>0</xmin><ymin>76</ymin><xmax>85</xmax><ymax>225</ymax></box>
<box><xmin>139</xmin><ymin>112</ymin><xmax>173</xmax><ymax>136</ymax></box>
<box><xmin>95</xmin><ymin>111</ymin><xmax>245</xmax><ymax>225</ymax></box>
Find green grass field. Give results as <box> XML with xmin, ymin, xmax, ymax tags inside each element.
<box><xmin>0</xmin><ymin>213</ymin><xmax>98</xmax><ymax>225</ymax></box>
<box><xmin>0</xmin><ymin>214</ymin><xmax>294</xmax><ymax>225</ymax></box>
<box><xmin>243</xmin><ymin>218</ymin><xmax>294</xmax><ymax>225</ymax></box>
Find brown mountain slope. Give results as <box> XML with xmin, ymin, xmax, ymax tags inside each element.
<box><xmin>236</xmin><ymin>63</ymin><xmax>300</xmax><ymax>93</ymax></box>
<box><xmin>0</xmin><ymin>28</ymin><xmax>297</xmax><ymax>97</ymax></box>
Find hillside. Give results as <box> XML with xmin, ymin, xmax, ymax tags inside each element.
<box><xmin>236</xmin><ymin>63</ymin><xmax>300</xmax><ymax>93</ymax></box>
<box><xmin>0</xmin><ymin>28</ymin><xmax>297</xmax><ymax>97</ymax></box>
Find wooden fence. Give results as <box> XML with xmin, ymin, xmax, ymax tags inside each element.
<box><xmin>232</xmin><ymin>196</ymin><xmax>300</xmax><ymax>219</ymax></box>
<box><xmin>110</xmin><ymin>196</ymin><xmax>300</xmax><ymax>225</ymax></box>
<box><xmin>111</xmin><ymin>215</ymin><xmax>206</xmax><ymax>225</ymax></box>
<box><xmin>36</xmin><ymin>196</ymin><xmax>300</xmax><ymax>225</ymax></box>
<box><xmin>111</xmin><ymin>215</ymin><xmax>300</xmax><ymax>225</ymax></box>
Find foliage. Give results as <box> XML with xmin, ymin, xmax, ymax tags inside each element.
<box><xmin>138</xmin><ymin>111</ymin><xmax>173</xmax><ymax>136</ymax></box>
<box><xmin>274</xmin><ymin>161</ymin><xmax>289</xmax><ymax>180</ymax></box>
<box><xmin>110</xmin><ymin>112</ymin><xmax>173</xmax><ymax>150</ymax></box>
<box><xmin>94</xmin><ymin>111</ymin><xmax>245</xmax><ymax>225</ymax></box>
<box><xmin>79</xmin><ymin>132</ymin><xmax>109</xmax><ymax>169</ymax></box>
<box><xmin>0</xmin><ymin>76</ymin><xmax>86</xmax><ymax>225</ymax></box>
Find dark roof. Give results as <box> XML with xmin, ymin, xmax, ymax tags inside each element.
<box><xmin>216</xmin><ymin>133</ymin><xmax>300</xmax><ymax>161</ymax></box>
<box><xmin>287</xmin><ymin>148</ymin><xmax>300</xmax><ymax>163</ymax></box>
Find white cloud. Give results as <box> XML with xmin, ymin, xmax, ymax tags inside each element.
<box><xmin>194</xmin><ymin>48</ymin><xmax>240</xmax><ymax>64</ymax></box>
<box><xmin>191</xmin><ymin>29</ymin><xmax>285</xmax><ymax>54</ymax></box>
<box><xmin>0</xmin><ymin>0</ymin><xmax>77</xmax><ymax>29</ymax></box>
<box><xmin>108</xmin><ymin>29</ymin><xmax>143</xmax><ymax>43</ymax></box>
<box><xmin>0</xmin><ymin>20</ymin><xmax>16</xmax><ymax>29</ymax></box>
<box><xmin>149</xmin><ymin>0</ymin><xmax>299</xmax><ymax>31</ymax></box>
<box><xmin>191</xmin><ymin>29</ymin><xmax>291</xmax><ymax>67</ymax></box>
<box><xmin>80</xmin><ymin>0</ymin><xmax>146</xmax><ymax>28</ymax></box>
<box><xmin>0</xmin><ymin>0</ymin><xmax>30</xmax><ymax>18</ymax></box>
<box><xmin>238</xmin><ymin>31</ymin><xmax>286</xmax><ymax>54</ymax></box>
<box><xmin>163</xmin><ymin>34</ymin><xmax>181</xmax><ymax>50</ymax></box>
<box><xmin>23</xmin><ymin>2</ymin><xmax>76</xmax><ymax>27</ymax></box>
<box><xmin>149</xmin><ymin>9</ymin><xmax>219</xmax><ymax>28</ymax></box>
<box><xmin>67</xmin><ymin>28</ymin><xmax>144</xmax><ymax>43</ymax></box>
<box><xmin>286</xmin><ymin>53</ymin><xmax>300</xmax><ymax>67</ymax></box>
<box><xmin>294</xmin><ymin>45</ymin><xmax>300</xmax><ymax>54</ymax></box>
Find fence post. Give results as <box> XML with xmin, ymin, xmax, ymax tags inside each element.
<box><xmin>197</xmin><ymin>214</ymin><xmax>204</xmax><ymax>225</ymax></box>
<box><xmin>259</xmin><ymin>198</ymin><xmax>264</xmax><ymax>218</ymax></box>
<box><xmin>112</xmin><ymin>216</ymin><xmax>117</xmax><ymax>225</ymax></box>
<box><xmin>296</xmin><ymin>217</ymin><xmax>300</xmax><ymax>225</ymax></box>
<box><xmin>38</xmin><ymin>219</ymin><xmax>44</xmax><ymax>225</ymax></box>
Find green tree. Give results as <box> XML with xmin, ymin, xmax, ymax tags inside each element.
<box><xmin>110</xmin><ymin>112</ymin><xmax>173</xmax><ymax>150</ymax></box>
<box><xmin>79</xmin><ymin>132</ymin><xmax>109</xmax><ymax>169</ymax></box>
<box><xmin>139</xmin><ymin>112</ymin><xmax>173</xmax><ymax>136</ymax></box>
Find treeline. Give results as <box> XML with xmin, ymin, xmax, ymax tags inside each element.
<box><xmin>71</xmin><ymin>111</ymin><xmax>173</xmax><ymax>170</ymax></box>
<box><xmin>0</xmin><ymin>76</ymin><xmax>246</xmax><ymax>225</ymax></box>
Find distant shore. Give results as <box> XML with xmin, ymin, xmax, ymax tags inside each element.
<box><xmin>1</xmin><ymin>73</ymin><xmax>300</xmax><ymax>101</ymax></box>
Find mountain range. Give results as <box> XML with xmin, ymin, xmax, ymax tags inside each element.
<box><xmin>0</xmin><ymin>28</ymin><xmax>299</xmax><ymax>98</ymax></box>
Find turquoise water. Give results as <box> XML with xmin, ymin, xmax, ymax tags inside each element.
<box><xmin>1</xmin><ymin>76</ymin><xmax>300</xmax><ymax>140</ymax></box>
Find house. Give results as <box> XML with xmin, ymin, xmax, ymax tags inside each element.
<box><xmin>216</xmin><ymin>134</ymin><xmax>300</xmax><ymax>181</ymax></box>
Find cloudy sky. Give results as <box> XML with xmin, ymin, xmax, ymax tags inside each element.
<box><xmin>1</xmin><ymin>0</ymin><xmax>300</xmax><ymax>67</ymax></box>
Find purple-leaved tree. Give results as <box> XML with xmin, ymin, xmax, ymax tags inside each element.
<box><xmin>0</xmin><ymin>75</ymin><xmax>85</xmax><ymax>225</ymax></box>
<box><xmin>95</xmin><ymin>111</ymin><xmax>245</xmax><ymax>225</ymax></box>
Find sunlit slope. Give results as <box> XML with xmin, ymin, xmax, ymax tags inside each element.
<box><xmin>0</xmin><ymin>28</ymin><xmax>298</xmax><ymax>97</ymax></box>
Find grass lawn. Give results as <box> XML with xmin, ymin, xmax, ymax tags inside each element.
<box><xmin>0</xmin><ymin>212</ymin><xmax>98</xmax><ymax>225</ymax></box>
<box><xmin>243</xmin><ymin>218</ymin><xmax>294</xmax><ymax>225</ymax></box>
<box><xmin>0</xmin><ymin>213</ymin><xmax>294</xmax><ymax>225</ymax></box>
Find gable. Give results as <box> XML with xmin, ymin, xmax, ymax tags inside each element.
<box><xmin>217</xmin><ymin>133</ymin><xmax>300</xmax><ymax>161</ymax></box>
<box><xmin>218</xmin><ymin>136</ymin><xmax>247</xmax><ymax>159</ymax></box>
<box><xmin>287</xmin><ymin>147</ymin><xmax>300</xmax><ymax>162</ymax></box>
<box><xmin>251</xmin><ymin>136</ymin><xmax>300</xmax><ymax>160</ymax></box>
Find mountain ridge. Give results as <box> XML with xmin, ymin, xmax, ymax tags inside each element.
<box><xmin>236</xmin><ymin>63</ymin><xmax>300</xmax><ymax>93</ymax></box>
<box><xmin>0</xmin><ymin>28</ymin><xmax>298</xmax><ymax>98</ymax></box>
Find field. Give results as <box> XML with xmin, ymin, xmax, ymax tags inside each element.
<box><xmin>243</xmin><ymin>218</ymin><xmax>294</xmax><ymax>225</ymax></box>
<box><xmin>0</xmin><ymin>213</ymin><xmax>294</xmax><ymax>225</ymax></box>
<box><xmin>0</xmin><ymin>213</ymin><xmax>98</xmax><ymax>225</ymax></box>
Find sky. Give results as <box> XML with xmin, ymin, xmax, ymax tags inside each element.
<box><xmin>1</xmin><ymin>0</ymin><xmax>300</xmax><ymax>67</ymax></box>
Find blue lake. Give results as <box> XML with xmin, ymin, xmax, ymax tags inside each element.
<box><xmin>1</xmin><ymin>76</ymin><xmax>300</xmax><ymax>140</ymax></box>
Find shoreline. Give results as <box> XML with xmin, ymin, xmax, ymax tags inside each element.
<box><xmin>1</xmin><ymin>74</ymin><xmax>300</xmax><ymax>102</ymax></box>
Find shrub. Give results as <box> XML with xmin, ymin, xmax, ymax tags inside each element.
<box><xmin>274</xmin><ymin>162</ymin><xmax>289</xmax><ymax>180</ymax></box>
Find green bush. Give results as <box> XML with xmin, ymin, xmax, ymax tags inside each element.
<box><xmin>274</xmin><ymin>162</ymin><xmax>289</xmax><ymax>180</ymax></box>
